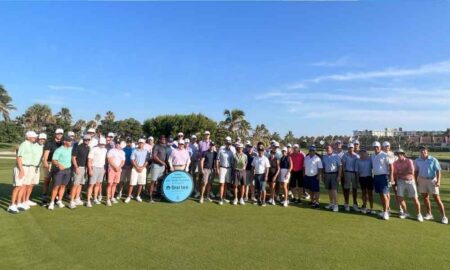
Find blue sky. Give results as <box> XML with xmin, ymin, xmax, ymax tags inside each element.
<box><xmin>1</xmin><ymin>1</ymin><xmax>450</xmax><ymax>136</ymax></box>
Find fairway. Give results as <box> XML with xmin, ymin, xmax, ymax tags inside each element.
<box><xmin>1</xmin><ymin>159</ymin><xmax>449</xmax><ymax>270</ymax></box>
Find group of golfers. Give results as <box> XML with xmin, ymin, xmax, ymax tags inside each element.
<box><xmin>7</xmin><ymin>128</ymin><xmax>448</xmax><ymax>224</ymax></box>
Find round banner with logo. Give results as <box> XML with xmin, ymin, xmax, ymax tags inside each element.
<box><xmin>162</xmin><ymin>171</ymin><xmax>194</xmax><ymax>203</ymax></box>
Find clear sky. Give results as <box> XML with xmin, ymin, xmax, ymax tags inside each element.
<box><xmin>1</xmin><ymin>1</ymin><xmax>450</xmax><ymax>136</ymax></box>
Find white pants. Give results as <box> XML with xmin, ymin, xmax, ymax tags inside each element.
<box><xmin>130</xmin><ymin>168</ymin><xmax>147</xmax><ymax>186</ymax></box>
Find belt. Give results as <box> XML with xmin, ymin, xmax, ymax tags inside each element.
<box><xmin>324</xmin><ymin>172</ymin><xmax>337</xmax><ymax>175</ymax></box>
<box><xmin>345</xmin><ymin>171</ymin><xmax>356</xmax><ymax>173</ymax></box>
<box><xmin>23</xmin><ymin>165</ymin><xmax>38</xmax><ymax>167</ymax></box>
<box><xmin>220</xmin><ymin>166</ymin><xmax>230</xmax><ymax>169</ymax></box>
<box><xmin>422</xmin><ymin>176</ymin><xmax>435</xmax><ymax>180</ymax></box>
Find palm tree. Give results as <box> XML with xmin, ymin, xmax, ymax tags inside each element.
<box><xmin>95</xmin><ymin>114</ymin><xmax>101</xmax><ymax>126</ymax></box>
<box><xmin>221</xmin><ymin>109</ymin><xmax>251</xmax><ymax>138</ymax></box>
<box><xmin>284</xmin><ymin>130</ymin><xmax>295</xmax><ymax>145</ymax></box>
<box><xmin>105</xmin><ymin>111</ymin><xmax>115</xmax><ymax>122</ymax></box>
<box><xmin>0</xmin><ymin>85</ymin><xmax>16</xmax><ymax>121</ymax></box>
<box><xmin>55</xmin><ymin>107</ymin><xmax>72</xmax><ymax>123</ymax></box>
<box><xmin>21</xmin><ymin>104</ymin><xmax>54</xmax><ymax>130</ymax></box>
<box><xmin>252</xmin><ymin>124</ymin><xmax>271</xmax><ymax>145</ymax></box>
<box><xmin>72</xmin><ymin>119</ymin><xmax>86</xmax><ymax>134</ymax></box>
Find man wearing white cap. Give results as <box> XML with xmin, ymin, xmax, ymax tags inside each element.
<box><xmin>86</xmin><ymin>128</ymin><xmax>98</xmax><ymax>148</ymax></box>
<box><xmin>304</xmin><ymin>145</ymin><xmax>323</xmax><ymax>208</ymax></box>
<box><xmin>216</xmin><ymin>136</ymin><xmax>234</xmax><ymax>205</ymax></box>
<box><xmin>86</xmin><ymin>137</ymin><xmax>108</xmax><ymax>207</ymax></box>
<box><xmin>106</xmin><ymin>139</ymin><xmax>125</xmax><ymax>206</ymax></box>
<box><xmin>199</xmin><ymin>131</ymin><xmax>214</xmax><ymax>198</ymax></box>
<box><xmin>168</xmin><ymin>140</ymin><xmax>191</xmax><ymax>172</ymax></box>
<box><xmin>177</xmin><ymin>132</ymin><xmax>184</xmax><ymax>141</ymax></box>
<box><xmin>41</xmin><ymin>128</ymin><xmax>64</xmax><ymax>205</ymax></box>
<box><xmin>69</xmin><ymin>134</ymin><xmax>91</xmax><ymax>209</ymax></box>
<box><xmin>342</xmin><ymin>143</ymin><xmax>360</xmax><ymax>212</ymax></box>
<box><xmin>233</xmin><ymin>143</ymin><xmax>248</xmax><ymax>205</ymax></box>
<box><xmin>144</xmin><ymin>136</ymin><xmax>154</xmax><ymax>153</ymax></box>
<box><xmin>125</xmin><ymin>139</ymin><xmax>149</xmax><ymax>203</ymax></box>
<box><xmin>353</xmin><ymin>140</ymin><xmax>361</xmax><ymax>152</ymax></box>
<box><xmin>371</xmin><ymin>141</ymin><xmax>394</xmax><ymax>220</ymax></box>
<box><xmin>382</xmin><ymin>141</ymin><xmax>400</xmax><ymax>215</ymax></box>
<box><xmin>189</xmin><ymin>135</ymin><xmax>200</xmax><ymax>198</ymax></box>
<box><xmin>8</xmin><ymin>131</ymin><xmax>40</xmax><ymax>213</ymax></box>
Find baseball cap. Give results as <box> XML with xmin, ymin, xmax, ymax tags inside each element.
<box><xmin>148</xmin><ymin>136</ymin><xmax>154</xmax><ymax>140</ymax></box>
<box><xmin>293</xmin><ymin>144</ymin><xmax>299</xmax><ymax>148</ymax></box>
<box><xmin>245</xmin><ymin>140</ymin><xmax>252</xmax><ymax>146</ymax></box>
<box><xmin>38</xmin><ymin>133</ymin><xmax>47</xmax><ymax>140</ymax></box>
<box><xmin>419</xmin><ymin>145</ymin><xmax>428</xmax><ymax>150</ymax></box>
<box><xmin>126</xmin><ymin>138</ymin><xmax>132</xmax><ymax>143</ymax></box>
<box><xmin>282</xmin><ymin>147</ymin><xmax>288</xmax><ymax>152</ymax></box>
<box><xmin>210</xmin><ymin>141</ymin><xmax>215</xmax><ymax>146</ymax></box>
<box><xmin>348</xmin><ymin>143</ymin><xmax>354</xmax><ymax>148</ymax></box>
<box><xmin>309</xmin><ymin>145</ymin><xmax>317</xmax><ymax>151</ymax></box>
<box><xmin>382</xmin><ymin>141</ymin><xmax>390</xmax><ymax>147</ymax></box>
<box><xmin>236</xmin><ymin>143</ymin><xmax>243</xmax><ymax>148</ymax></box>
<box><xmin>178</xmin><ymin>140</ymin><xmax>185</xmax><ymax>145</ymax></box>
<box><xmin>395</xmin><ymin>148</ymin><xmax>405</xmax><ymax>154</ymax></box>
<box><xmin>63</xmin><ymin>135</ymin><xmax>73</xmax><ymax>142</ymax></box>
<box><xmin>353</xmin><ymin>140</ymin><xmax>360</xmax><ymax>145</ymax></box>
<box><xmin>26</xmin><ymin>131</ymin><xmax>38</xmax><ymax>138</ymax></box>
<box><xmin>204</xmin><ymin>131</ymin><xmax>210</xmax><ymax>135</ymax></box>
<box><xmin>225</xmin><ymin>136</ymin><xmax>232</xmax><ymax>142</ymax></box>
<box><xmin>87</xmin><ymin>128</ymin><xmax>96</xmax><ymax>133</ymax></box>
<box><xmin>68</xmin><ymin>131</ymin><xmax>75</xmax><ymax>137</ymax></box>
<box><xmin>138</xmin><ymin>138</ymin><xmax>145</xmax><ymax>144</ymax></box>
<box><xmin>372</xmin><ymin>141</ymin><xmax>381</xmax><ymax>147</ymax></box>
<box><xmin>287</xmin><ymin>143</ymin><xmax>292</xmax><ymax>148</ymax></box>
<box><xmin>83</xmin><ymin>134</ymin><xmax>91</xmax><ymax>140</ymax></box>
<box><xmin>191</xmin><ymin>135</ymin><xmax>197</xmax><ymax>139</ymax></box>
<box><xmin>335</xmin><ymin>140</ymin><xmax>342</xmax><ymax>145</ymax></box>
<box><xmin>55</xmin><ymin>128</ymin><xmax>64</xmax><ymax>134</ymax></box>
<box><xmin>177</xmin><ymin>132</ymin><xmax>184</xmax><ymax>136</ymax></box>
<box><xmin>107</xmin><ymin>132</ymin><xmax>115</xmax><ymax>137</ymax></box>
<box><xmin>99</xmin><ymin>137</ymin><xmax>107</xmax><ymax>145</ymax></box>
<box><xmin>274</xmin><ymin>142</ymin><xmax>280</xmax><ymax>147</ymax></box>
<box><xmin>184</xmin><ymin>138</ymin><xmax>190</xmax><ymax>143</ymax></box>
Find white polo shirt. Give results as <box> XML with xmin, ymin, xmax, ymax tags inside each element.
<box><xmin>88</xmin><ymin>146</ymin><xmax>107</xmax><ymax>168</ymax></box>
<box><xmin>371</xmin><ymin>152</ymin><xmax>393</xmax><ymax>175</ymax></box>
<box><xmin>252</xmin><ymin>155</ymin><xmax>270</xmax><ymax>174</ymax></box>
<box><xmin>304</xmin><ymin>154</ymin><xmax>323</xmax><ymax>176</ymax></box>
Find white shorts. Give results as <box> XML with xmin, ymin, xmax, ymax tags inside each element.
<box><xmin>219</xmin><ymin>167</ymin><xmax>232</xmax><ymax>184</ymax></box>
<box><xmin>278</xmin><ymin>169</ymin><xmax>290</xmax><ymax>183</ymax></box>
<box><xmin>130</xmin><ymin>167</ymin><xmax>147</xmax><ymax>186</ymax></box>
<box><xmin>13</xmin><ymin>166</ymin><xmax>39</xmax><ymax>187</ymax></box>
<box><xmin>396</xmin><ymin>179</ymin><xmax>418</xmax><ymax>198</ymax></box>
<box><xmin>417</xmin><ymin>176</ymin><xmax>439</xmax><ymax>195</ymax></box>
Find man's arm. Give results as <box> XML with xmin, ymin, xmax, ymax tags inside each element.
<box><xmin>436</xmin><ymin>170</ymin><xmax>441</xmax><ymax>187</ymax></box>
<box><xmin>389</xmin><ymin>163</ymin><xmax>394</xmax><ymax>185</ymax></box>
<box><xmin>43</xmin><ymin>150</ymin><xmax>50</xmax><ymax>169</ymax></box>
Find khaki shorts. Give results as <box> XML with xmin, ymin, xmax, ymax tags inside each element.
<box><xmin>13</xmin><ymin>166</ymin><xmax>39</xmax><ymax>187</ymax></box>
<box><xmin>417</xmin><ymin>176</ymin><xmax>439</xmax><ymax>195</ymax></box>
<box><xmin>73</xmin><ymin>167</ymin><xmax>87</xmax><ymax>185</ymax></box>
<box><xmin>130</xmin><ymin>167</ymin><xmax>147</xmax><ymax>186</ymax></box>
<box><xmin>396</xmin><ymin>179</ymin><xmax>418</xmax><ymax>198</ymax></box>
<box><xmin>219</xmin><ymin>167</ymin><xmax>232</xmax><ymax>184</ymax></box>
<box><xmin>202</xmin><ymin>168</ymin><xmax>215</xmax><ymax>184</ymax></box>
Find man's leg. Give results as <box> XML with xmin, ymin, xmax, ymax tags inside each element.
<box><xmin>433</xmin><ymin>194</ymin><xmax>446</xmax><ymax>217</ymax></box>
<box><xmin>422</xmin><ymin>193</ymin><xmax>431</xmax><ymax>215</ymax></box>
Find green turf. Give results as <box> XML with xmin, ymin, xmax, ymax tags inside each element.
<box><xmin>0</xmin><ymin>159</ymin><xmax>449</xmax><ymax>270</ymax></box>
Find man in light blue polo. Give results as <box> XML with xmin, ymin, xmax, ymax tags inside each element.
<box><xmin>216</xmin><ymin>136</ymin><xmax>234</xmax><ymax>205</ymax></box>
<box><xmin>342</xmin><ymin>143</ymin><xmax>360</xmax><ymax>212</ymax></box>
<box><xmin>321</xmin><ymin>144</ymin><xmax>341</xmax><ymax>212</ymax></box>
<box><xmin>371</xmin><ymin>141</ymin><xmax>394</xmax><ymax>220</ymax></box>
<box><xmin>415</xmin><ymin>146</ymin><xmax>447</xmax><ymax>224</ymax></box>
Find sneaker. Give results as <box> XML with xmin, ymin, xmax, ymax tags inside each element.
<box><xmin>7</xmin><ymin>205</ymin><xmax>19</xmax><ymax>214</ymax></box>
<box><xmin>111</xmin><ymin>198</ymin><xmax>118</xmax><ymax>204</ymax></box>
<box><xmin>199</xmin><ymin>197</ymin><xmax>204</xmax><ymax>204</ymax></box>
<box><xmin>117</xmin><ymin>192</ymin><xmax>122</xmax><ymax>200</ymax></box>
<box><xmin>344</xmin><ymin>204</ymin><xmax>350</xmax><ymax>212</ymax></box>
<box><xmin>233</xmin><ymin>198</ymin><xmax>238</xmax><ymax>205</ymax></box>
<box><xmin>194</xmin><ymin>192</ymin><xmax>200</xmax><ymax>198</ymax></box>
<box><xmin>333</xmin><ymin>204</ymin><xmax>339</xmax><ymax>212</ymax></box>
<box><xmin>378</xmin><ymin>211</ymin><xmax>385</xmax><ymax>218</ymax></box>
<box><xmin>149</xmin><ymin>199</ymin><xmax>155</xmax><ymax>204</ymax></box>
<box><xmin>261</xmin><ymin>202</ymin><xmax>267</xmax><ymax>207</ymax></box>
<box><xmin>136</xmin><ymin>196</ymin><xmax>142</xmax><ymax>202</ymax></box>
<box><xmin>18</xmin><ymin>203</ymin><xmax>30</xmax><ymax>211</ymax></box>
<box><xmin>218</xmin><ymin>200</ymin><xmax>224</xmax><ymax>205</ymax></box>
<box><xmin>223</xmin><ymin>199</ymin><xmax>230</xmax><ymax>204</ymax></box>
<box><xmin>399</xmin><ymin>212</ymin><xmax>408</xmax><ymax>219</ymax></box>
<box><xmin>98</xmin><ymin>195</ymin><xmax>103</xmax><ymax>201</ymax></box>
<box><xmin>382</xmin><ymin>212</ymin><xmax>390</xmax><ymax>220</ymax></box>
<box><xmin>313</xmin><ymin>202</ymin><xmax>320</xmax><ymax>209</ymax></box>
<box><xmin>251</xmin><ymin>197</ymin><xmax>258</xmax><ymax>202</ymax></box>
<box><xmin>27</xmin><ymin>200</ymin><xmax>37</xmax><ymax>207</ymax></box>
<box><xmin>304</xmin><ymin>193</ymin><xmax>311</xmax><ymax>200</ymax></box>
<box><xmin>417</xmin><ymin>214</ymin><xmax>424</xmax><ymax>222</ymax></box>
<box><xmin>75</xmin><ymin>199</ymin><xmax>84</xmax><ymax>206</ymax></box>
<box><xmin>69</xmin><ymin>201</ymin><xmax>77</xmax><ymax>209</ymax></box>
<box><xmin>86</xmin><ymin>201</ymin><xmax>92</xmax><ymax>208</ymax></box>
<box><xmin>283</xmin><ymin>201</ymin><xmax>288</xmax><ymax>208</ymax></box>
<box><xmin>325</xmin><ymin>204</ymin><xmax>333</xmax><ymax>210</ymax></box>
<box><xmin>93</xmin><ymin>199</ymin><xmax>100</xmax><ymax>205</ymax></box>
<box><xmin>106</xmin><ymin>200</ymin><xmax>112</xmax><ymax>207</ymax></box>
<box><xmin>48</xmin><ymin>202</ymin><xmax>55</xmax><ymax>210</ymax></box>
<box><xmin>442</xmin><ymin>216</ymin><xmax>448</xmax><ymax>225</ymax></box>
<box><xmin>239</xmin><ymin>198</ymin><xmax>245</xmax><ymax>205</ymax></box>
<box><xmin>268</xmin><ymin>198</ymin><xmax>273</xmax><ymax>204</ymax></box>
<box><xmin>361</xmin><ymin>208</ymin><xmax>367</xmax><ymax>214</ymax></box>
<box><xmin>57</xmin><ymin>201</ymin><xmax>65</xmax><ymax>208</ymax></box>
<box><xmin>207</xmin><ymin>197</ymin><xmax>213</xmax><ymax>202</ymax></box>
<box><xmin>352</xmin><ymin>204</ymin><xmax>360</xmax><ymax>212</ymax></box>
<box><xmin>270</xmin><ymin>199</ymin><xmax>276</xmax><ymax>206</ymax></box>
<box><xmin>423</xmin><ymin>213</ymin><xmax>434</xmax><ymax>221</ymax></box>
<box><xmin>124</xmin><ymin>197</ymin><xmax>131</xmax><ymax>204</ymax></box>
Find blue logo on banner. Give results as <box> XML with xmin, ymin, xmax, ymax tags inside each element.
<box><xmin>162</xmin><ymin>171</ymin><xmax>194</xmax><ymax>203</ymax></box>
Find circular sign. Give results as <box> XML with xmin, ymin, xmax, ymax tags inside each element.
<box><xmin>162</xmin><ymin>171</ymin><xmax>194</xmax><ymax>203</ymax></box>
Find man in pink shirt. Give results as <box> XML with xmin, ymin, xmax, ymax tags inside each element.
<box><xmin>289</xmin><ymin>144</ymin><xmax>306</xmax><ymax>203</ymax></box>
<box><xmin>169</xmin><ymin>140</ymin><xmax>191</xmax><ymax>172</ymax></box>
<box><xmin>393</xmin><ymin>149</ymin><xmax>423</xmax><ymax>222</ymax></box>
<box><xmin>107</xmin><ymin>140</ymin><xmax>125</xmax><ymax>206</ymax></box>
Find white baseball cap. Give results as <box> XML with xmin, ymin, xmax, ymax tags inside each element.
<box><xmin>225</xmin><ymin>136</ymin><xmax>232</xmax><ymax>142</ymax></box>
<box><xmin>107</xmin><ymin>132</ymin><xmax>115</xmax><ymax>137</ymax></box>
<box><xmin>87</xmin><ymin>128</ymin><xmax>96</xmax><ymax>133</ymax></box>
<box><xmin>287</xmin><ymin>143</ymin><xmax>292</xmax><ymax>148</ymax></box>
<box><xmin>138</xmin><ymin>138</ymin><xmax>145</xmax><ymax>143</ymax></box>
<box><xmin>68</xmin><ymin>131</ymin><xmax>75</xmax><ymax>137</ymax></box>
<box><xmin>191</xmin><ymin>135</ymin><xmax>197</xmax><ymax>139</ymax></box>
<box><xmin>178</xmin><ymin>140</ymin><xmax>185</xmax><ymax>145</ymax></box>
<box><xmin>148</xmin><ymin>136</ymin><xmax>154</xmax><ymax>141</ymax></box>
<box><xmin>293</xmin><ymin>144</ymin><xmax>299</xmax><ymax>148</ymax></box>
<box><xmin>55</xmin><ymin>128</ymin><xmax>64</xmax><ymax>134</ymax></box>
<box><xmin>353</xmin><ymin>140</ymin><xmax>360</xmax><ymax>145</ymax></box>
<box><xmin>372</xmin><ymin>141</ymin><xmax>381</xmax><ymax>147</ymax></box>
<box><xmin>204</xmin><ymin>131</ymin><xmax>210</xmax><ymax>135</ymax></box>
<box><xmin>99</xmin><ymin>137</ymin><xmax>107</xmax><ymax>145</ymax></box>
<box><xmin>184</xmin><ymin>138</ymin><xmax>190</xmax><ymax>143</ymax></box>
<box><xmin>38</xmin><ymin>133</ymin><xmax>47</xmax><ymax>140</ymax></box>
<box><xmin>282</xmin><ymin>147</ymin><xmax>288</xmax><ymax>152</ymax></box>
<box><xmin>236</xmin><ymin>143</ymin><xmax>244</xmax><ymax>148</ymax></box>
<box><xmin>382</xmin><ymin>141</ymin><xmax>390</xmax><ymax>147</ymax></box>
<box><xmin>245</xmin><ymin>140</ymin><xmax>252</xmax><ymax>146</ymax></box>
<box><xmin>274</xmin><ymin>142</ymin><xmax>280</xmax><ymax>147</ymax></box>
<box><xmin>177</xmin><ymin>132</ymin><xmax>184</xmax><ymax>136</ymax></box>
<box><xmin>26</xmin><ymin>131</ymin><xmax>38</xmax><ymax>138</ymax></box>
<box><xmin>348</xmin><ymin>143</ymin><xmax>354</xmax><ymax>148</ymax></box>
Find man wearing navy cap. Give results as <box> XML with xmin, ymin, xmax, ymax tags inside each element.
<box><xmin>304</xmin><ymin>146</ymin><xmax>323</xmax><ymax>208</ymax></box>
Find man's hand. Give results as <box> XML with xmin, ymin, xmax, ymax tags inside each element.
<box><xmin>18</xmin><ymin>169</ymin><xmax>25</xmax><ymax>179</ymax></box>
<box><xmin>43</xmin><ymin>162</ymin><xmax>49</xmax><ymax>169</ymax></box>
<box><xmin>59</xmin><ymin>165</ymin><xmax>65</xmax><ymax>171</ymax></box>
<box><xmin>76</xmin><ymin>167</ymin><xmax>81</xmax><ymax>175</ymax></box>
<box><xmin>88</xmin><ymin>168</ymin><xmax>93</xmax><ymax>176</ymax></box>
<box><xmin>435</xmin><ymin>180</ymin><xmax>440</xmax><ymax>187</ymax></box>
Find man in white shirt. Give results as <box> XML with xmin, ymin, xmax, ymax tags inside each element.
<box><xmin>371</xmin><ymin>141</ymin><xmax>395</xmax><ymax>220</ymax></box>
<box><xmin>304</xmin><ymin>146</ymin><xmax>323</xmax><ymax>208</ymax></box>
<box><xmin>106</xmin><ymin>139</ymin><xmax>125</xmax><ymax>206</ymax></box>
<box><xmin>252</xmin><ymin>142</ymin><xmax>270</xmax><ymax>207</ymax></box>
<box><xmin>87</xmin><ymin>137</ymin><xmax>107</xmax><ymax>207</ymax></box>
<box><xmin>125</xmin><ymin>139</ymin><xmax>149</xmax><ymax>203</ymax></box>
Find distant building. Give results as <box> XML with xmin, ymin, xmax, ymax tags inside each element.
<box><xmin>353</xmin><ymin>127</ymin><xmax>446</xmax><ymax>137</ymax></box>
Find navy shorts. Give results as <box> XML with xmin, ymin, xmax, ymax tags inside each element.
<box><xmin>54</xmin><ymin>169</ymin><xmax>71</xmax><ymax>186</ymax></box>
<box><xmin>254</xmin><ymin>174</ymin><xmax>266</xmax><ymax>192</ymax></box>
<box><xmin>359</xmin><ymin>176</ymin><xmax>374</xmax><ymax>190</ymax></box>
<box><xmin>373</xmin><ymin>174</ymin><xmax>389</xmax><ymax>194</ymax></box>
<box><xmin>304</xmin><ymin>175</ymin><xmax>319</xmax><ymax>192</ymax></box>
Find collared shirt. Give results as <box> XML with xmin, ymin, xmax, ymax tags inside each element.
<box><xmin>371</xmin><ymin>152</ymin><xmax>393</xmax><ymax>175</ymax></box>
<box><xmin>290</xmin><ymin>151</ymin><xmax>305</xmax><ymax>172</ymax></box>
<box><xmin>123</xmin><ymin>146</ymin><xmax>134</xmax><ymax>166</ymax></box>
<box><xmin>169</xmin><ymin>148</ymin><xmax>190</xmax><ymax>166</ymax></box>
<box><xmin>304</xmin><ymin>154</ymin><xmax>323</xmax><ymax>176</ymax></box>
<box><xmin>31</xmin><ymin>143</ymin><xmax>44</xmax><ymax>166</ymax></box>
<box><xmin>333</xmin><ymin>150</ymin><xmax>345</xmax><ymax>160</ymax></box>
<box><xmin>17</xmin><ymin>140</ymin><xmax>42</xmax><ymax>166</ymax></box>
<box><xmin>415</xmin><ymin>156</ymin><xmax>441</xmax><ymax>179</ymax></box>
<box><xmin>52</xmin><ymin>146</ymin><xmax>73</xmax><ymax>169</ymax></box>
<box><xmin>131</xmin><ymin>148</ymin><xmax>149</xmax><ymax>167</ymax></box>
<box><xmin>44</xmin><ymin>139</ymin><xmax>63</xmax><ymax>162</ymax></box>
<box><xmin>217</xmin><ymin>147</ymin><xmax>234</xmax><ymax>168</ymax></box>
<box><xmin>107</xmin><ymin>148</ymin><xmax>125</xmax><ymax>168</ymax></box>
<box><xmin>189</xmin><ymin>143</ymin><xmax>199</xmax><ymax>161</ymax></box>
<box><xmin>245</xmin><ymin>151</ymin><xmax>255</xmax><ymax>170</ymax></box>
<box><xmin>355</xmin><ymin>158</ymin><xmax>372</xmax><ymax>177</ymax></box>
<box><xmin>234</xmin><ymin>152</ymin><xmax>248</xmax><ymax>171</ymax></box>
<box><xmin>202</xmin><ymin>150</ymin><xmax>217</xmax><ymax>169</ymax></box>
<box><xmin>322</xmin><ymin>153</ymin><xmax>342</xmax><ymax>173</ymax></box>
<box><xmin>342</xmin><ymin>152</ymin><xmax>359</xmax><ymax>172</ymax></box>
<box><xmin>144</xmin><ymin>143</ymin><xmax>153</xmax><ymax>153</ymax></box>
<box><xmin>252</xmin><ymin>155</ymin><xmax>270</xmax><ymax>175</ymax></box>
<box><xmin>198</xmin><ymin>140</ymin><xmax>211</xmax><ymax>155</ymax></box>
<box><xmin>88</xmin><ymin>137</ymin><xmax>98</xmax><ymax>148</ymax></box>
<box><xmin>88</xmin><ymin>146</ymin><xmax>108</xmax><ymax>168</ymax></box>
<box><xmin>394</xmin><ymin>158</ymin><xmax>414</xmax><ymax>180</ymax></box>
<box><xmin>72</xmin><ymin>143</ymin><xmax>90</xmax><ymax>167</ymax></box>
<box><xmin>385</xmin><ymin>150</ymin><xmax>397</xmax><ymax>164</ymax></box>
<box><xmin>152</xmin><ymin>144</ymin><xmax>167</xmax><ymax>164</ymax></box>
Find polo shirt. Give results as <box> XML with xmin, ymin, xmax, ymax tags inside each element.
<box><xmin>44</xmin><ymin>139</ymin><xmax>63</xmax><ymax>162</ymax></box>
<box><xmin>189</xmin><ymin>143</ymin><xmax>199</xmax><ymax>161</ymax></box>
<box><xmin>371</xmin><ymin>152</ymin><xmax>393</xmax><ymax>175</ymax></box>
<box><xmin>217</xmin><ymin>147</ymin><xmax>234</xmax><ymax>168</ymax></box>
<box><xmin>355</xmin><ymin>158</ymin><xmax>372</xmax><ymax>177</ymax></box>
<box><xmin>234</xmin><ymin>153</ymin><xmax>248</xmax><ymax>171</ymax></box>
<box><xmin>290</xmin><ymin>152</ymin><xmax>305</xmax><ymax>172</ymax></box>
<box><xmin>252</xmin><ymin>155</ymin><xmax>270</xmax><ymax>174</ymax></box>
<box><xmin>198</xmin><ymin>140</ymin><xmax>211</xmax><ymax>155</ymax></box>
<box><xmin>322</xmin><ymin>153</ymin><xmax>342</xmax><ymax>173</ymax></box>
<box><xmin>131</xmin><ymin>148</ymin><xmax>149</xmax><ymax>167</ymax></box>
<box><xmin>393</xmin><ymin>158</ymin><xmax>414</xmax><ymax>180</ymax></box>
<box><xmin>88</xmin><ymin>146</ymin><xmax>108</xmax><ymax>168</ymax></box>
<box><xmin>304</xmin><ymin>154</ymin><xmax>323</xmax><ymax>176</ymax></box>
<box><xmin>245</xmin><ymin>152</ymin><xmax>255</xmax><ymax>170</ymax></box>
<box><xmin>342</xmin><ymin>152</ymin><xmax>359</xmax><ymax>172</ymax></box>
<box><xmin>107</xmin><ymin>148</ymin><xmax>125</xmax><ymax>168</ymax></box>
<box><xmin>31</xmin><ymin>143</ymin><xmax>44</xmax><ymax>166</ymax></box>
<box><xmin>169</xmin><ymin>148</ymin><xmax>190</xmax><ymax>166</ymax></box>
<box><xmin>17</xmin><ymin>140</ymin><xmax>41</xmax><ymax>166</ymax></box>
<box><xmin>415</xmin><ymin>156</ymin><xmax>441</xmax><ymax>179</ymax></box>
<box><xmin>72</xmin><ymin>143</ymin><xmax>90</xmax><ymax>167</ymax></box>
<box><xmin>123</xmin><ymin>146</ymin><xmax>134</xmax><ymax>166</ymax></box>
<box><xmin>152</xmin><ymin>144</ymin><xmax>167</xmax><ymax>165</ymax></box>
<box><xmin>202</xmin><ymin>151</ymin><xmax>217</xmax><ymax>169</ymax></box>
<box><xmin>52</xmin><ymin>146</ymin><xmax>73</xmax><ymax>169</ymax></box>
